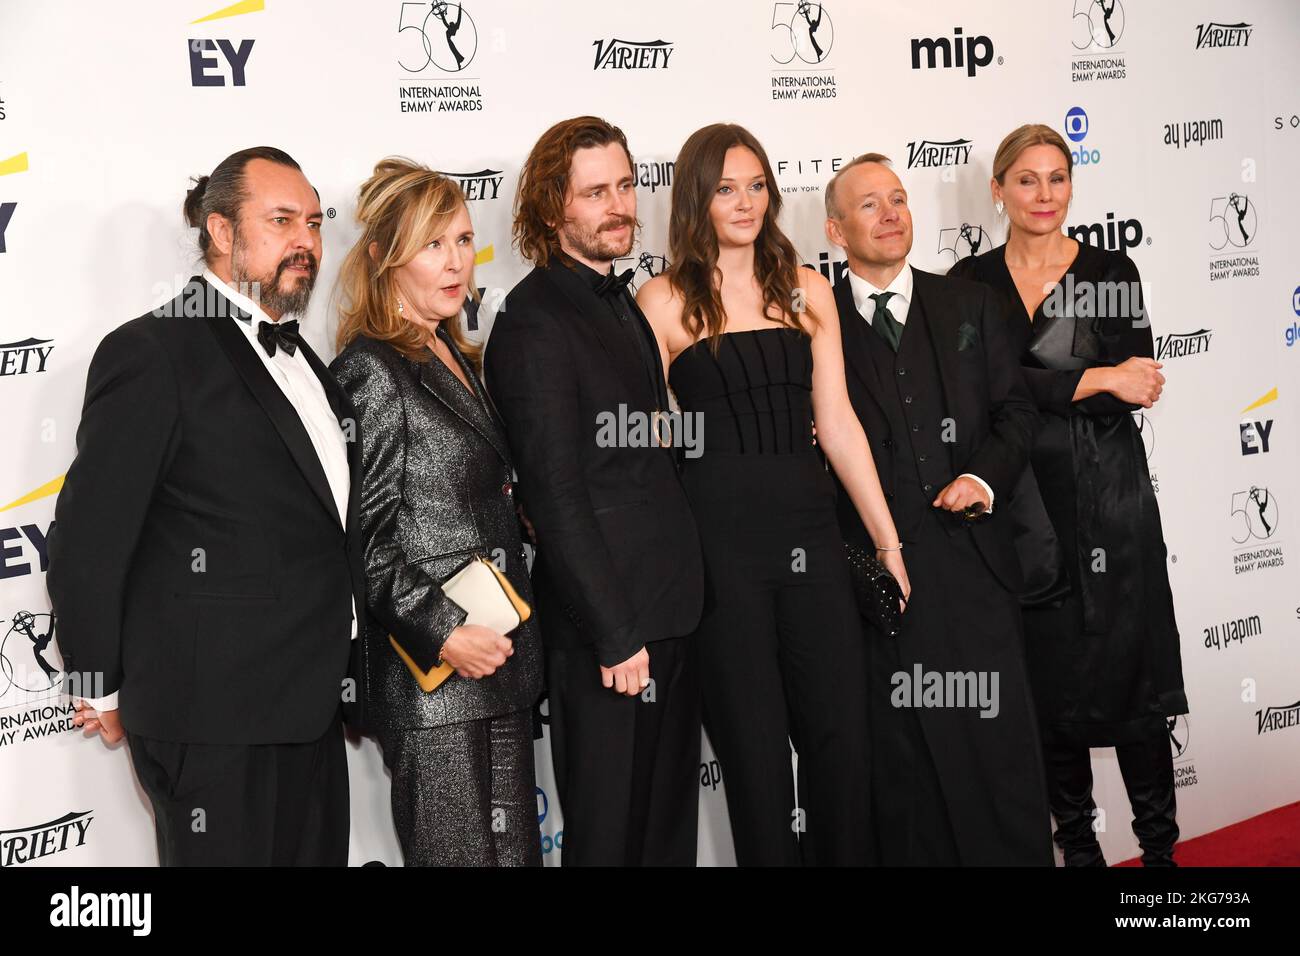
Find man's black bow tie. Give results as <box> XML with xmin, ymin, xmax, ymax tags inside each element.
<box><xmin>250</xmin><ymin>318</ymin><xmax>301</xmax><ymax>358</ymax></box>
<box><xmin>594</xmin><ymin>268</ymin><xmax>635</xmax><ymax>298</ymax></box>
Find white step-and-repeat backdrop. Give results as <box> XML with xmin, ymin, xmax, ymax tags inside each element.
<box><xmin>2</xmin><ymin>0</ymin><xmax>1297</xmax><ymax>867</ymax></box>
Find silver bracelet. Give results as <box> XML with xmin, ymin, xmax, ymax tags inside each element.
<box><xmin>876</xmin><ymin>543</ymin><xmax>904</xmax><ymax>552</ymax></box>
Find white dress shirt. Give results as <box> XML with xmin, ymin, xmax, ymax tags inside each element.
<box><xmin>83</xmin><ymin>272</ymin><xmax>356</xmax><ymax>714</ymax></box>
<box><xmin>846</xmin><ymin>263</ymin><xmax>996</xmax><ymax>511</ymax></box>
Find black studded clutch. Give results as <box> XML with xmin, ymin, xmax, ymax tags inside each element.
<box><xmin>843</xmin><ymin>542</ymin><xmax>904</xmax><ymax>639</ymax></box>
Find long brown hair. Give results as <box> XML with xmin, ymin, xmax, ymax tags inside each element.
<box><xmin>667</xmin><ymin>123</ymin><xmax>814</xmax><ymax>352</ymax></box>
<box><xmin>513</xmin><ymin>115</ymin><xmax>633</xmax><ymax>268</ymax></box>
<box><xmin>335</xmin><ymin>157</ymin><xmax>481</xmax><ymax>369</ymax></box>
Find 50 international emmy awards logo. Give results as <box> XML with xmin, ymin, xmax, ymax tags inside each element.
<box><xmin>1167</xmin><ymin>715</ymin><xmax>1197</xmax><ymax>789</ymax></box>
<box><xmin>397</xmin><ymin>3</ymin><xmax>485</xmax><ymax>114</ymax></box>
<box><xmin>613</xmin><ymin>251</ymin><xmax>669</xmax><ymax>291</ymax></box>
<box><xmin>768</xmin><ymin>3</ymin><xmax>837</xmax><ymax>101</ymax></box>
<box><xmin>1208</xmin><ymin>192</ymin><xmax>1260</xmax><ymax>282</ymax></box>
<box><xmin>936</xmin><ymin>223</ymin><xmax>989</xmax><ymax>261</ymax></box>
<box><xmin>1231</xmin><ymin>487</ymin><xmax>1283</xmax><ymax>578</ymax></box>
<box><xmin>399</xmin><ymin>1</ymin><xmax>477</xmax><ymax>73</ymax></box>
<box><xmin>0</xmin><ymin>609</ymin><xmax>63</xmax><ymax>708</ymax></box>
<box><xmin>1070</xmin><ymin>0</ymin><xmax>1127</xmax><ymax>84</ymax></box>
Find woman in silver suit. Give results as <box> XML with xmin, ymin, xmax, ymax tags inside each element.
<box><xmin>330</xmin><ymin>158</ymin><xmax>543</xmax><ymax>866</ymax></box>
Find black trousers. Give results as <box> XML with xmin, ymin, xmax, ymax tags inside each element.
<box><xmin>546</xmin><ymin>635</ymin><xmax>700</xmax><ymax>866</ymax></box>
<box><xmin>127</xmin><ymin>714</ymin><xmax>348</xmax><ymax>866</ymax></box>
<box><xmin>1043</xmin><ymin>725</ymin><xmax>1179</xmax><ymax>866</ymax></box>
<box><xmin>376</xmin><ymin>708</ymin><xmax>541</xmax><ymax>867</ymax></box>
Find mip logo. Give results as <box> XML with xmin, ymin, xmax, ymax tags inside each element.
<box><xmin>1067</xmin><ymin>211</ymin><xmax>1143</xmax><ymax>251</ymax></box>
<box><xmin>187</xmin><ymin>0</ymin><xmax>262</xmax><ymax>87</ymax></box>
<box><xmin>937</xmin><ymin>223</ymin><xmax>989</xmax><ymax>261</ymax></box>
<box><xmin>770</xmin><ymin>1</ymin><xmax>834</xmax><ymax>65</ymax></box>
<box><xmin>1072</xmin><ymin>0</ymin><xmax>1125</xmax><ymax>52</ymax></box>
<box><xmin>400</xmin><ymin>1</ymin><xmax>478</xmax><ymax>73</ymax></box>
<box><xmin>910</xmin><ymin>27</ymin><xmax>998</xmax><ymax>77</ymax></box>
<box><xmin>1064</xmin><ymin>106</ymin><xmax>1101</xmax><ymax>167</ymax></box>
<box><xmin>0</xmin><ymin>610</ymin><xmax>63</xmax><ymax>708</ymax></box>
<box><xmin>1209</xmin><ymin>193</ymin><xmax>1257</xmax><ymax>250</ymax></box>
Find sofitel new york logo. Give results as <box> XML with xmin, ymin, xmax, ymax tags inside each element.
<box><xmin>1209</xmin><ymin>191</ymin><xmax>1260</xmax><ymax>281</ymax></box>
<box><xmin>769</xmin><ymin>2</ymin><xmax>837</xmax><ymax>102</ymax></box>
<box><xmin>1070</xmin><ymin>0</ymin><xmax>1127</xmax><ymax>84</ymax></box>
<box><xmin>1232</xmin><ymin>486</ymin><xmax>1282</xmax><ymax>576</ymax></box>
<box><xmin>592</xmin><ymin>39</ymin><xmax>673</xmax><ymax>70</ymax></box>
<box><xmin>398</xmin><ymin>2</ymin><xmax>484</xmax><ymax>114</ymax></box>
<box><xmin>0</xmin><ymin>810</ymin><xmax>93</xmax><ymax>866</ymax></box>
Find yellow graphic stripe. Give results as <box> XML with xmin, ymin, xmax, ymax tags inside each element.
<box><xmin>475</xmin><ymin>244</ymin><xmax>494</xmax><ymax>266</ymax></box>
<box><xmin>0</xmin><ymin>152</ymin><xmax>30</xmax><ymax>176</ymax></box>
<box><xmin>1241</xmin><ymin>387</ymin><xmax>1277</xmax><ymax>414</ymax></box>
<box><xmin>192</xmin><ymin>0</ymin><xmax>265</xmax><ymax>24</ymax></box>
<box><xmin>0</xmin><ymin>475</ymin><xmax>64</xmax><ymax>513</ymax></box>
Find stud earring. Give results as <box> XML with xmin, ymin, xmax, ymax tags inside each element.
<box><xmin>397</xmin><ymin>299</ymin><xmax>404</xmax><ymax>315</ymax></box>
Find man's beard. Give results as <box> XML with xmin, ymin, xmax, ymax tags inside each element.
<box><xmin>231</xmin><ymin>232</ymin><xmax>319</xmax><ymax>318</ymax></box>
<box><xmin>561</xmin><ymin>213</ymin><xmax>637</xmax><ymax>263</ymax></box>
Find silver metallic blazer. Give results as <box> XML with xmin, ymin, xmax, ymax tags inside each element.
<box><xmin>329</xmin><ymin>329</ymin><xmax>543</xmax><ymax>733</ymax></box>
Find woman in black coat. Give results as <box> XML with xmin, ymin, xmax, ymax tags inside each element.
<box><xmin>949</xmin><ymin>125</ymin><xmax>1187</xmax><ymax>866</ymax></box>
<box><xmin>330</xmin><ymin>158</ymin><xmax>543</xmax><ymax>866</ymax></box>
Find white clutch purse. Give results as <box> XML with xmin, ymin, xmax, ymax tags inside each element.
<box><xmin>389</xmin><ymin>555</ymin><xmax>532</xmax><ymax>693</ymax></box>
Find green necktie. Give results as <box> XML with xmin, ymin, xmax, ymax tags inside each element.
<box><xmin>870</xmin><ymin>291</ymin><xmax>903</xmax><ymax>352</ymax></box>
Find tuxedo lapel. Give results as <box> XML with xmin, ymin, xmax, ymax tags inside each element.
<box><xmin>832</xmin><ymin>276</ymin><xmax>887</xmax><ymax>415</ymax></box>
<box><xmin>200</xmin><ymin>300</ymin><xmax>343</xmax><ymax>530</ymax></box>
<box><xmin>415</xmin><ymin>325</ymin><xmax>511</xmax><ymax>466</ymax></box>
<box><xmin>298</xmin><ymin>337</ymin><xmax>362</xmax><ymax>532</ymax></box>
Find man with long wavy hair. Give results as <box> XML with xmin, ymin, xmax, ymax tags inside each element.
<box><xmin>484</xmin><ymin>116</ymin><xmax>705</xmax><ymax>866</ymax></box>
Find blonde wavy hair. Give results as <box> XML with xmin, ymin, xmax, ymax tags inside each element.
<box><xmin>336</xmin><ymin>156</ymin><xmax>481</xmax><ymax>369</ymax></box>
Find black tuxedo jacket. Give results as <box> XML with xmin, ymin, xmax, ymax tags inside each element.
<box><xmin>831</xmin><ymin>267</ymin><xmax>1039</xmax><ymax>591</ymax></box>
<box><xmin>47</xmin><ymin>276</ymin><xmax>364</xmax><ymax>744</ymax></box>
<box><xmin>484</xmin><ymin>259</ymin><xmax>703</xmax><ymax>667</ymax></box>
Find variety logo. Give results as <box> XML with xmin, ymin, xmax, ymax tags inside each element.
<box><xmin>1070</xmin><ymin>0</ymin><xmax>1127</xmax><ymax>83</ymax></box>
<box><xmin>937</xmin><ymin>222</ymin><xmax>989</xmax><ymax>261</ymax></box>
<box><xmin>1066</xmin><ymin>211</ymin><xmax>1144</xmax><ymax>251</ymax></box>
<box><xmin>1256</xmin><ymin>699</ymin><xmax>1300</xmax><ymax>736</ymax></box>
<box><xmin>436</xmin><ymin>168</ymin><xmax>503</xmax><ymax>202</ymax></box>
<box><xmin>1</xmin><ymin>811</ymin><xmax>93</xmax><ymax>867</ymax></box>
<box><xmin>187</xmin><ymin>0</ymin><xmax>262</xmax><ymax>87</ymax></box>
<box><xmin>769</xmin><ymin>2</ymin><xmax>838</xmax><ymax>101</ymax></box>
<box><xmin>910</xmin><ymin>27</ymin><xmax>999</xmax><ymax>77</ymax></box>
<box><xmin>592</xmin><ymin>39</ymin><xmax>673</xmax><ymax>70</ymax></box>
<box><xmin>905</xmin><ymin>137</ymin><xmax>973</xmax><ymax>169</ymax></box>
<box><xmin>1156</xmin><ymin>328</ymin><xmax>1212</xmax><ymax>360</ymax></box>
<box><xmin>1195</xmin><ymin>21</ymin><xmax>1252</xmax><ymax>48</ymax></box>
<box><xmin>398</xmin><ymin>2</ymin><xmax>484</xmax><ymax>113</ymax></box>
<box><xmin>1239</xmin><ymin>388</ymin><xmax>1277</xmax><ymax>456</ymax></box>
<box><xmin>0</xmin><ymin>337</ymin><xmax>54</xmax><ymax>377</ymax></box>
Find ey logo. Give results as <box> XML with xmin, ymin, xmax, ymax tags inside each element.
<box><xmin>1239</xmin><ymin>387</ymin><xmax>1277</xmax><ymax>456</ymax></box>
<box><xmin>188</xmin><ymin>0</ymin><xmax>263</xmax><ymax>87</ymax></box>
<box><xmin>0</xmin><ymin>152</ymin><xmax>25</xmax><ymax>255</ymax></box>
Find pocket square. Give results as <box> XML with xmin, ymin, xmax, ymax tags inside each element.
<box><xmin>956</xmin><ymin>321</ymin><xmax>981</xmax><ymax>352</ymax></box>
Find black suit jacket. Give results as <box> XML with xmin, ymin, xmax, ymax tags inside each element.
<box><xmin>329</xmin><ymin>331</ymin><xmax>543</xmax><ymax>734</ymax></box>
<box><xmin>831</xmin><ymin>267</ymin><xmax>1039</xmax><ymax>591</ymax></box>
<box><xmin>484</xmin><ymin>260</ymin><xmax>703</xmax><ymax>667</ymax></box>
<box><xmin>47</xmin><ymin>276</ymin><xmax>364</xmax><ymax>744</ymax></box>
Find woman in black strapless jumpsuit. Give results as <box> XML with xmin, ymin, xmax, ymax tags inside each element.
<box><xmin>669</xmin><ymin>328</ymin><xmax>875</xmax><ymax>866</ymax></box>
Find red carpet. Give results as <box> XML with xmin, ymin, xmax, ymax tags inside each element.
<box><xmin>1115</xmin><ymin>801</ymin><xmax>1300</xmax><ymax>866</ymax></box>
